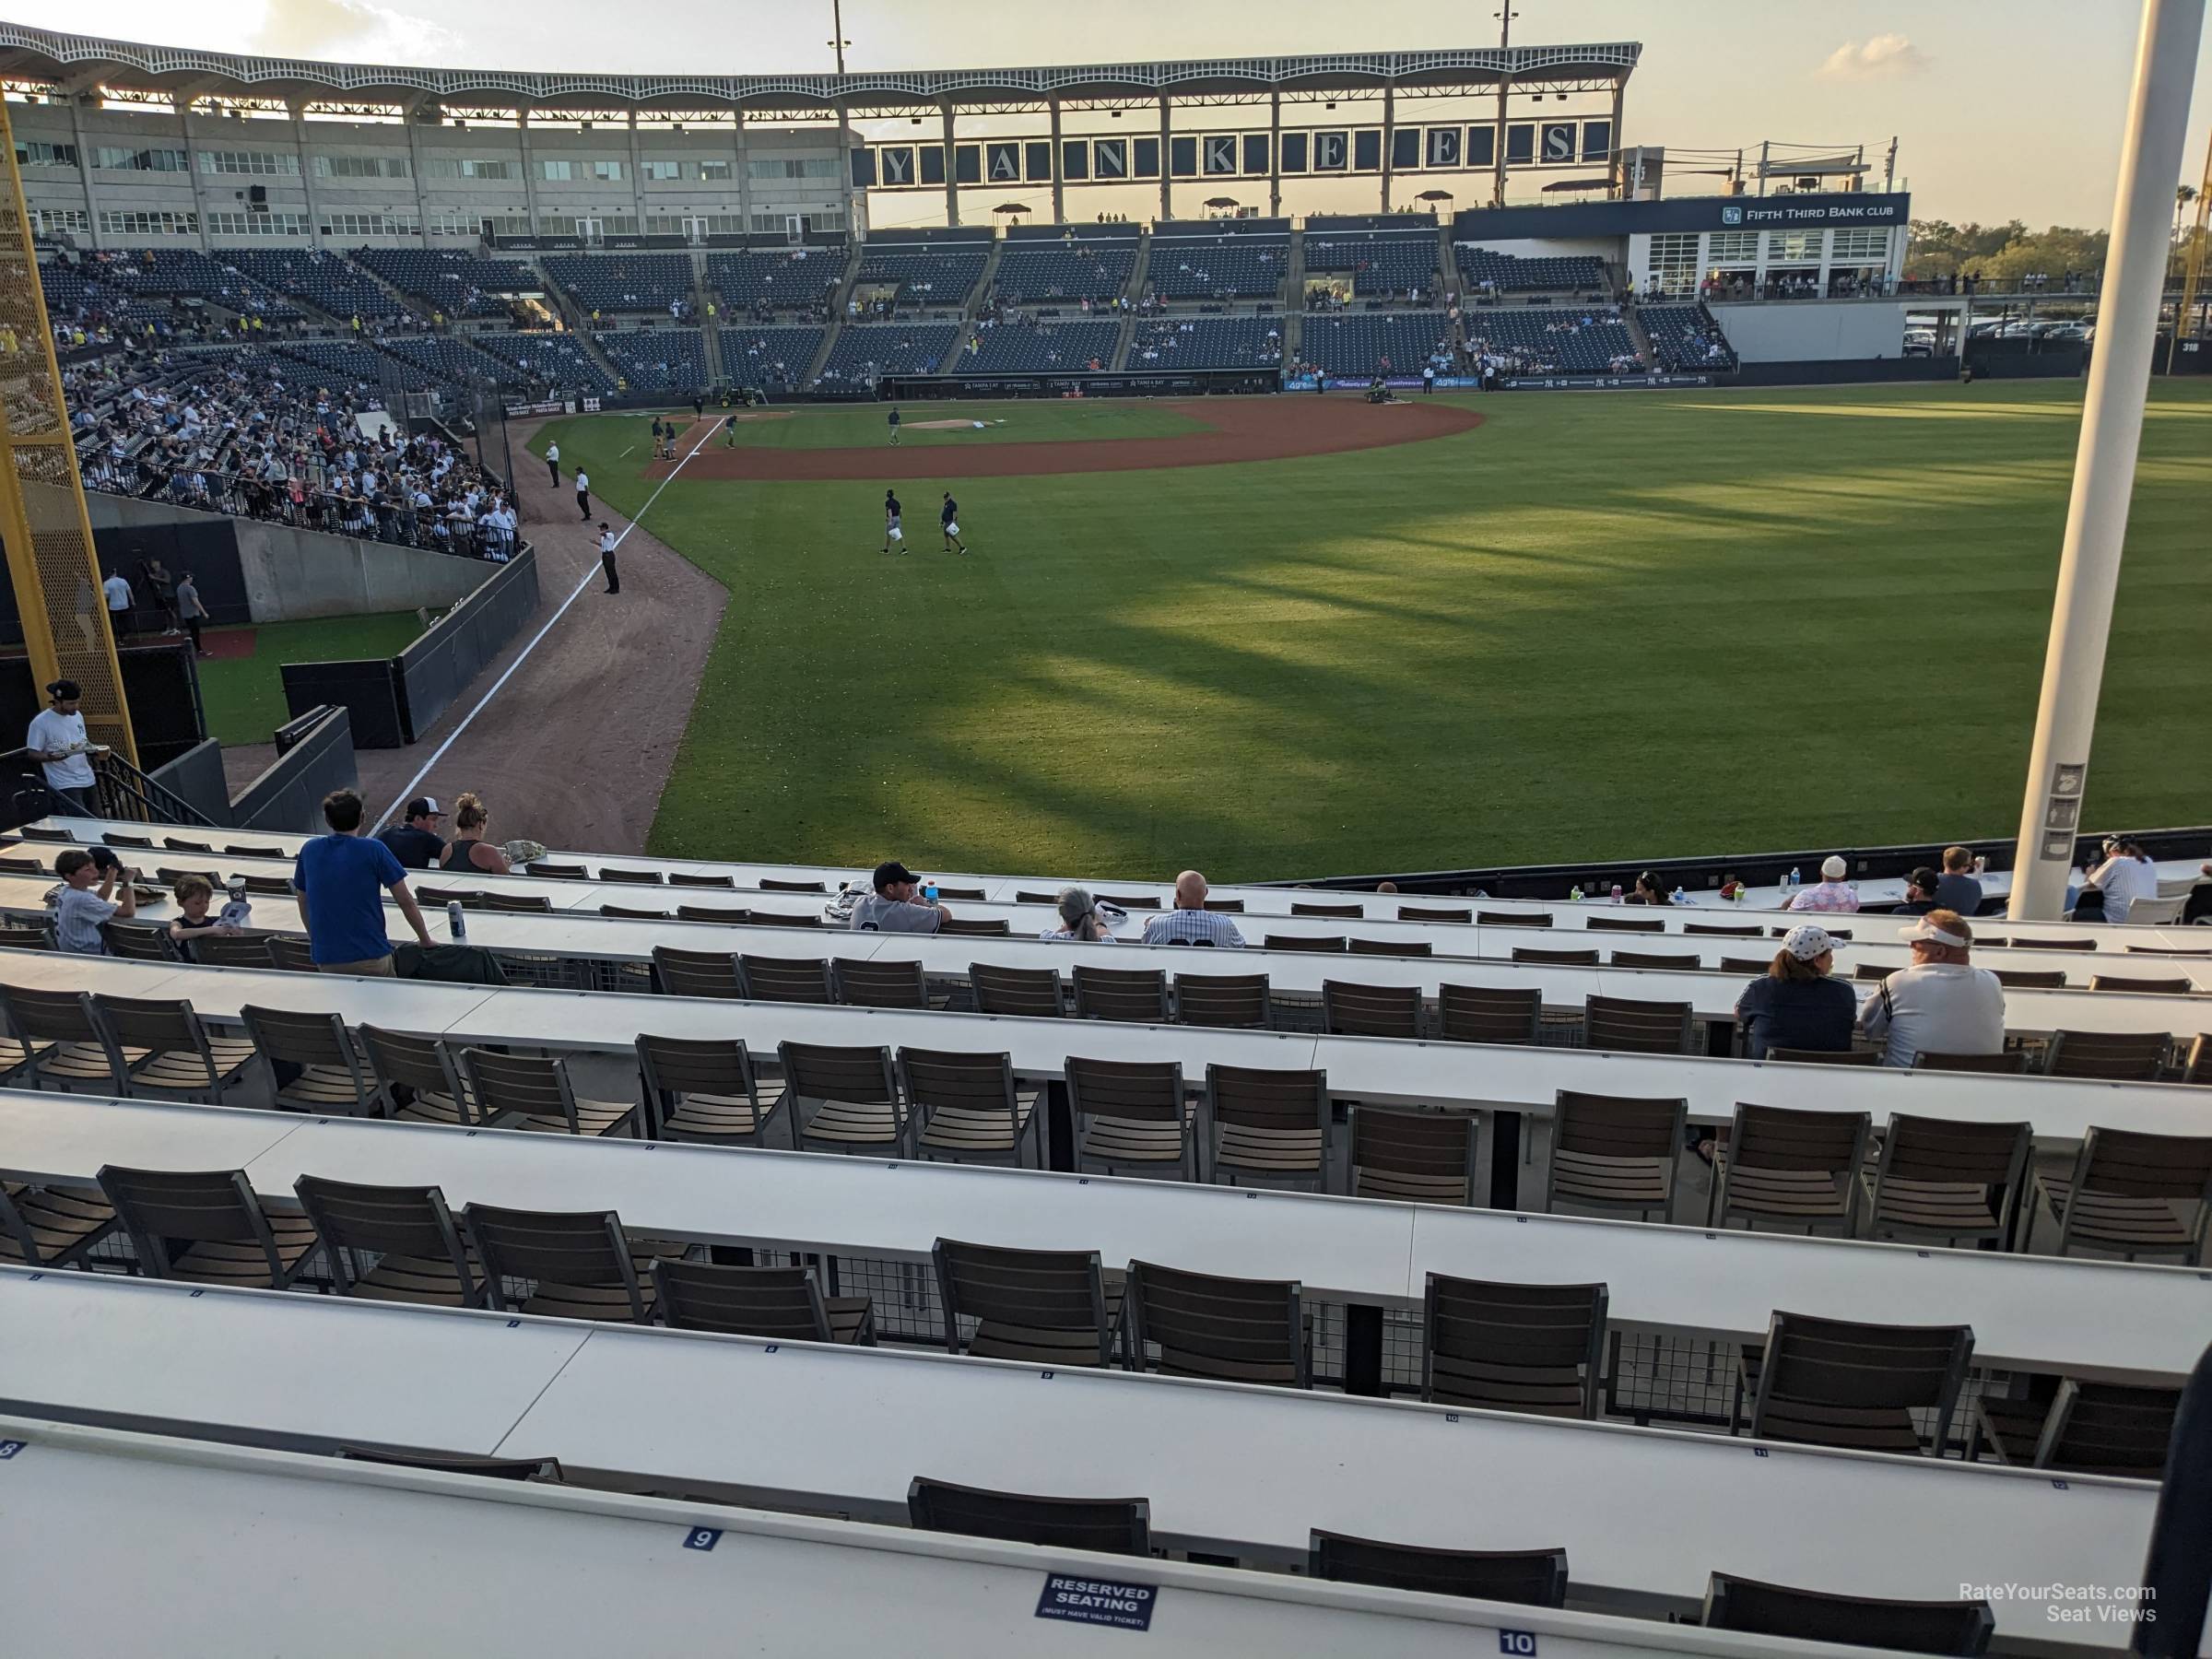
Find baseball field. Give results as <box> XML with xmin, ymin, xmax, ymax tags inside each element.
<box><xmin>528</xmin><ymin>379</ymin><xmax>2212</xmax><ymax>882</ymax></box>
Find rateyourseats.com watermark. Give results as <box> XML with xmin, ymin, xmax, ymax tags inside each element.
<box><xmin>1962</xmin><ymin>1584</ymin><xmax>2156</xmax><ymax>1627</ymax></box>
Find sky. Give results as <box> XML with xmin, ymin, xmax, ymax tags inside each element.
<box><xmin>8</xmin><ymin>0</ymin><xmax>2211</xmax><ymax>228</ymax></box>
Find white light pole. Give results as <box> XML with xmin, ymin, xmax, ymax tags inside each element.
<box><xmin>2006</xmin><ymin>0</ymin><xmax>2203</xmax><ymax>921</ymax></box>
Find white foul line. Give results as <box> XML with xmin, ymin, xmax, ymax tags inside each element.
<box><xmin>373</xmin><ymin>424</ymin><xmax>716</xmax><ymax>830</ymax></box>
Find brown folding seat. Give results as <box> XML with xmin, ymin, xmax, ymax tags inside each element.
<box><xmin>1608</xmin><ymin>950</ymin><xmax>1700</xmax><ymax>971</ymax></box>
<box><xmin>1991</xmin><ymin>969</ymin><xmax>2067</xmax><ymax>989</ymax></box>
<box><xmin>1172</xmin><ymin>972</ymin><xmax>1272</xmax><ymax>1029</ymax></box>
<box><xmin>527</xmin><ymin>860</ymin><xmax>589</xmax><ymax>880</ymax></box>
<box><xmin>2087</xmin><ymin>974</ymin><xmax>2193</xmax><ymax>995</ymax></box>
<box><xmin>900</xmin><ymin>1048</ymin><xmax>1039</xmax><ymax>1167</ymax></box>
<box><xmin>1583</xmin><ymin>994</ymin><xmax>1693</xmax><ymax>1054</ymax></box>
<box><xmin>295</xmin><ymin>1174</ymin><xmax>480</xmax><ymax>1306</ymax></box>
<box><xmin>932</xmin><ymin>886</ymin><xmax>987</xmax><ymax>901</ymax></box>
<box><xmin>968</xmin><ymin>962</ymin><xmax>1063</xmax><ymax>1018</ymax></box>
<box><xmin>1349</xmin><ymin>1106</ymin><xmax>1474</xmax><ymax>1205</ymax></box>
<box><xmin>596</xmin><ymin>865</ymin><xmax>665</xmax><ymax>885</ymax></box>
<box><xmin>635</xmin><ymin>1033</ymin><xmax>785</xmax><ymax>1147</ymax></box>
<box><xmin>907</xmin><ymin>1478</ymin><xmax>1147</xmax><ymax>1555</ymax></box>
<box><xmin>93</xmin><ymin>994</ymin><xmax>256</xmax><ymax>1103</ymax></box>
<box><xmin>1735</xmin><ymin>1311</ymin><xmax>1974</xmax><ymax>1456</ymax></box>
<box><xmin>759</xmin><ymin>877</ymin><xmax>825</xmax><ymax>893</ymax></box>
<box><xmin>1700</xmin><ymin>1573</ymin><xmax>1994</xmax><ymax>1654</ymax></box>
<box><xmin>1973</xmin><ymin>1378</ymin><xmax>2180</xmax><ymax>1477</ymax></box>
<box><xmin>1125</xmin><ymin>1259</ymin><xmax>1306</xmax><ymax>1387</ymax></box>
<box><xmin>933</xmin><ymin>1237</ymin><xmax>1122</xmax><ymax>1366</ymax></box>
<box><xmin>2032</xmin><ymin>1126</ymin><xmax>2212</xmax><ymax>1260</ymax></box>
<box><xmin>1291</xmin><ymin>900</ymin><xmax>1363</xmax><ymax>919</ymax></box>
<box><xmin>651</xmin><ymin>944</ymin><xmax>743</xmax><ymax>999</ymax></box>
<box><xmin>1071</xmin><ymin>965</ymin><xmax>1170</xmax><ymax>1023</ymax></box>
<box><xmin>1543</xmin><ymin>1090</ymin><xmax>1686</xmax><ymax>1222</ymax></box>
<box><xmin>474</xmin><ymin>890</ymin><xmax>551</xmax><ymax>913</ymax></box>
<box><xmin>1767</xmin><ymin>1046</ymin><xmax>1877</xmax><ymax>1065</ymax></box>
<box><xmin>740</xmin><ymin>908</ymin><xmax>820</xmax><ymax>928</ymax></box>
<box><xmin>459</xmin><ymin>1049</ymin><xmax>640</xmax><ymax>1138</ymax></box>
<box><xmin>936</xmin><ymin>916</ymin><xmax>1010</xmax><ymax>936</ymax></box>
<box><xmin>1512</xmin><ymin>947</ymin><xmax>1596</xmax><ymax>966</ymax></box>
<box><xmin>1477</xmin><ymin>910</ymin><xmax>1551</xmax><ymax>927</ymax></box>
<box><xmin>2043</xmin><ymin>1029</ymin><xmax>2171</xmax><ymax>1080</ymax></box>
<box><xmin>1066</xmin><ymin>1056</ymin><xmax>1194</xmax><ymax>1180</ymax></box>
<box><xmin>779</xmin><ymin>1041</ymin><xmax>906</xmax><ymax>1156</ymax></box>
<box><xmin>1347</xmin><ymin>936</ymin><xmax>1431</xmax><ymax>958</ymax></box>
<box><xmin>266</xmin><ymin>936</ymin><xmax>319</xmax><ymax>972</ymax></box>
<box><xmin>101</xmin><ymin>922</ymin><xmax>179</xmax><ymax>962</ymax></box>
<box><xmin>0</xmin><ymin>921</ymin><xmax>53</xmax><ymax>951</ymax></box>
<box><xmin>359</xmin><ymin>1025</ymin><xmax>477</xmax><ymax>1126</ymax></box>
<box><xmin>1684</xmin><ymin>923</ymin><xmax>1762</xmax><ymax>937</ymax></box>
<box><xmin>666</xmin><ymin>871</ymin><xmax>735</xmax><ymax>888</ymax></box>
<box><xmin>1586</xmin><ymin>914</ymin><xmax>1664</xmax><ymax>934</ymax></box>
<box><xmin>0</xmin><ymin>1180</ymin><xmax>119</xmax><ymax>1268</ymax></box>
<box><xmin>240</xmin><ymin>1006</ymin><xmax>376</xmax><ymax>1113</ymax></box>
<box><xmin>1859</xmin><ymin>1114</ymin><xmax>2030</xmax><ymax>1248</ymax></box>
<box><xmin>1094</xmin><ymin>892</ymin><xmax>1160</xmax><ymax>911</ymax></box>
<box><xmin>224</xmin><ymin>845</ymin><xmax>284</xmax><ymax>862</ymax></box>
<box><xmin>1710</xmin><ymin>1102</ymin><xmax>1870</xmax><ymax>1235</ymax></box>
<box><xmin>1422</xmin><ymin>1273</ymin><xmax>1607</xmax><ymax>1418</ymax></box>
<box><xmin>1203</xmin><ymin>1064</ymin><xmax>1329</xmax><ymax>1190</ymax></box>
<box><xmin>1438</xmin><ymin>982</ymin><xmax>1541</xmax><ymax>1045</ymax></box>
<box><xmin>653</xmin><ymin>1259</ymin><xmax>873</xmax><ymax>1344</ymax></box>
<box><xmin>1719</xmin><ymin>956</ymin><xmax>1773</xmax><ymax>974</ymax></box>
<box><xmin>675</xmin><ymin>903</ymin><xmax>748</xmax><ymax>924</ymax></box>
<box><xmin>1202</xmin><ymin>898</ymin><xmax>1244</xmax><ymax>912</ymax></box>
<box><xmin>1322</xmin><ymin>980</ymin><xmax>1421</xmax><ymax>1039</ymax></box>
<box><xmin>0</xmin><ymin>985</ymin><xmax>130</xmax><ymax>1091</ymax></box>
<box><xmin>185</xmin><ymin>932</ymin><xmax>274</xmax><ymax>969</ymax></box>
<box><xmin>1912</xmin><ymin>1049</ymin><xmax>2031</xmax><ymax>1074</ymax></box>
<box><xmin>98</xmin><ymin>1165</ymin><xmax>320</xmax><ymax>1288</ymax></box>
<box><xmin>1310</xmin><ymin>1531</ymin><xmax>1569</xmax><ymax>1606</ymax></box>
<box><xmin>464</xmin><ymin>1203</ymin><xmax>670</xmax><ymax>1323</ymax></box>
<box><xmin>2010</xmin><ymin>935</ymin><xmax>2096</xmax><ymax>950</ymax></box>
<box><xmin>339</xmin><ymin>1448</ymin><xmax>562</xmax><ymax>1481</ymax></box>
<box><xmin>735</xmin><ymin>953</ymin><xmax>834</xmax><ymax>1005</ymax></box>
<box><xmin>832</xmin><ymin>957</ymin><xmax>931</xmax><ymax>1009</ymax></box>
<box><xmin>1265</xmin><ymin>934</ymin><xmax>1346</xmax><ymax>952</ymax></box>
<box><xmin>1397</xmin><ymin>904</ymin><xmax>1470</xmax><ymax>923</ymax></box>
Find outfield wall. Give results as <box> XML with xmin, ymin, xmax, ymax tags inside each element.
<box><xmin>82</xmin><ymin>495</ymin><xmax>493</xmax><ymax>624</ymax></box>
<box><xmin>1708</xmin><ymin>300</ymin><xmax>1914</xmax><ymax>364</ymax></box>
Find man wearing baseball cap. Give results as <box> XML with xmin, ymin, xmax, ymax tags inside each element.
<box><xmin>1786</xmin><ymin>854</ymin><xmax>1860</xmax><ymax>913</ymax></box>
<box><xmin>375</xmin><ymin>796</ymin><xmax>448</xmax><ymax>872</ymax></box>
<box><xmin>849</xmin><ymin>860</ymin><xmax>951</xmax><ymax>934</ymax></box>
<box><xmin>1858</xmin><ymin>910</ymin><xmax>2006</xmax><ymax>1068</ymax></box>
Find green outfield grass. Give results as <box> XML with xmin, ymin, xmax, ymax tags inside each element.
<box><xmin>196</xmin><ymin>612</ymin><xmax>425</xmax><ymax>747</ymax></box>
<box><xmin>532</xmin><ymin>382</ymin><xmax>2212</xmax><ymax>881</ymax></box>
<box><xmin>628</xmin><ymin>399</ymin><xmax>1209</xmax><ymax>451</ymax></box>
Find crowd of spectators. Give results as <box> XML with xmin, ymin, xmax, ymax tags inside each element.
<box><xmin>71</xmin><ymin>352</ymin><xmax>518</xmax><ymax>561</ymax></box>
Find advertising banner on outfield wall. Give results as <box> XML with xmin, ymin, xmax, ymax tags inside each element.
<box><xmin>1497</xmin><ymin>374</ymin><xmax>1714</xmax><ymax>391</ymax></box>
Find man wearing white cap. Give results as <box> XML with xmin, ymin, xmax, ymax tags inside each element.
<box><xmin>1858</xmin><ymin>910</ymin><xmax>2006</xmax><ymax>1068</ymax></box>
<box><xmin>1786</xmin><ymin>854</ymin><xmax>1860</xmax><ymax>913</ymax></box>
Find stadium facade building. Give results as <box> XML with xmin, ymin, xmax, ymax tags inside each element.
<box><xmin>3</xmin><ymin>26</ymin><xmax>1653</xmax><ymax>248</ymax></box>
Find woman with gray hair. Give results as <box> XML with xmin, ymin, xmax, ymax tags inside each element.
<box><xmin>1039</xmin><ymin>886</ymin><xmax>1118</xmax><ymax>944</ymax></box>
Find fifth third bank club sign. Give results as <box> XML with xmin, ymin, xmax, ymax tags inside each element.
<box><xmin>1036</xmin><ymin>1574</ymin><xmax>1159</xmax><ymax>1631</ymax></box>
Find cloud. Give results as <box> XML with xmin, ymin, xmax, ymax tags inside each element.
<box><xmin>1816</xmin><ymin>34</ymin><xmax>1927</xmax><ymax>81</ymax></box>
<box><xmin>254</xmin><ymin>0</ymin><xmax>460</xmax><ymax>62</ymax></box>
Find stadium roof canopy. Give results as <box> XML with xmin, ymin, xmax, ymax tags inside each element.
<box><xmin>0</xmin><ymin>23</ymin><xmax>1639</xmax><ymax>116</ymax></box>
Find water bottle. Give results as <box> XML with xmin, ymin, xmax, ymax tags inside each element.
<box><xmin>1670</xmin><ymin>884</ymin><xmax>1688</xmax><ymax>904</ymax></box>
<box><xmin>446</xmin><ymin>900</ymin><xmax>466</xmax><ymax>942</ymax></box>
<box><xmin>1609</xmin><ymin>883</ymin><xmax>1623</xmax><ymax>903</ymax></box>
<box><xmin>1788</xmin><ymin>866</ymin><xmax>1801</xmax><ymax>889</ymax></box>
<box><xmin>1568</xmin><ymin>885</ymin><xmax>1583</xmax><ymax>902</ymax></box>
<box><xmin>924</xmin><ymin>881</ymin><xmax>939</xmax><ymax>902</ymax></box>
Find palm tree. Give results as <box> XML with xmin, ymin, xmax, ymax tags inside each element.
<box><xmin>2177</xmin><ymin>185</ymin><xmax>2201</xmax><ymax>283</ymax></box>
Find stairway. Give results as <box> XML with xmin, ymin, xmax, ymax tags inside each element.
<box><xmin>966</xmin><ymin>237</ymin><xmax>1006</xmax><ymax>320</ymax></box>
<box><xmin>1282</xmin><ymin>228</ymin><xmax>1306</xmax><ymax>312</ymax></box>
<box><xmin>1621</xmin><ymin>302</ymin><xmax>1658</xmax><ymax>371</ymax></box>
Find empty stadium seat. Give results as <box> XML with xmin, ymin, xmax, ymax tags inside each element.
<box><xmin>215</xmin><ymin>248</ymin><xmax>411</xmax><ymax>321</ymax></box>
<box><xmin>352</xmin><ymin>249</ymin><xmax>536</xmax><ymax>318</ymax></box>
<box><xmin>990</xmin><ymin>238</ymin><xmax>1136</xmax><ymax>306</ymax></box>
<box><xmin>1302</xmin><ymin>229</ymin><xmax>1441</xmax><ymax>299</ymax></box>
<box><xmin>707</xmin><ymin>244</ymin><xmax>847</xmax><ymax>313</ymax></box>
<box><xmin>721</xmin><ymin>325</ymin><xmax>826</xmax><ymax>391</ymax></box>
<box><xmin>1455</xmin><ymin>244</ymin><xmax>1607</xmax><ymax>294</ymax></box>
<box><xmin>957</xmin><ymin>318</ymin><xmax>1121</xmax><ymax>373</ymax></box>
<box><xmin>1147</xmin><ymin>229</ymin><xmax>1289</xmax><ymax>300</ymax></box>
<box><xmin>1300</xmin><ymin>312</ymin><xmax>1457</xmax><ymax>377</ymax></box>
<box><xmin>1126</xmin><ymin>315</ymin><xmax>1283</xmax><ymax>370</ymax></box>
<box><xmin>594</xmin><ymin>328</ymin><xmax>710</xmax><ymax>394</ymax></box>
<box><xmin>466</xmin><ymin>331</ymin><xmax>616</xmax><ymax>394</ymax></box>
<box><xmin>1465</xmin><ymin>308</ymin><xmax>1642</xmax><ymax>375</ymax></box>
<box><xmin>543</xmin><ymin>253</ymin><xmax>694</xmax><ymax>314</ymax></box>
<box><xmin>813</xmin><ymin>323</ymin><xmax>959</xmax><ymax>388</ymax></box>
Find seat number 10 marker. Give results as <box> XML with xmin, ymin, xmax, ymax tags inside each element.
<box><xmin>1499</xmin><ymin>1634</ymin><xmax>1538</xmax><ymax>1656</ymax></box>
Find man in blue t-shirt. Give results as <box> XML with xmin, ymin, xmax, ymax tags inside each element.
<box><xmin>294</xmin><ymin>788</ymin><xmax>435</xmax><ymax>975</ymax></box>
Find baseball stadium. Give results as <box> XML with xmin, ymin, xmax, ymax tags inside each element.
<box><xmin>2</xmin><ymin>6</ymin><xmax>2211</xmax><ymax>1654</ymax></box>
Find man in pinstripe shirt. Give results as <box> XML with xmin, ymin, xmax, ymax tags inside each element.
<box><xmin>1139</xmin><ymin>871</ymin><xmax>1246</xmax><ymax>947</ymax></box>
